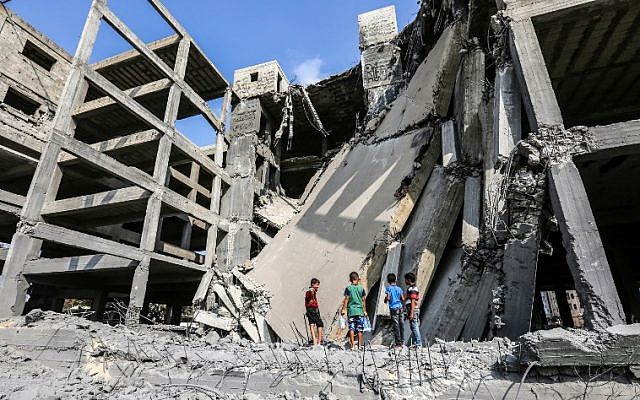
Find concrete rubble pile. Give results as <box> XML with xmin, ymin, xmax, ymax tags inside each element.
<box><xmin>0</xmin><ymin>0</ymin><xmax>639</xmax><ymax>397</ymax></box>
<box><xmin>193</xmin><ymin>267</ymin><xmax>272</xmax><ymax>343</ymax></box>
<box><xmin>3</xmin><ymin>310</ymin><xmax>640</xmax><ymax>399</ymax></box>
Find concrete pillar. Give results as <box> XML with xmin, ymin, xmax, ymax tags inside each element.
<box><xmin>509</xmin><ymin>19</ymin><xmax>563</xmax><ymax>130</ymax></box>
<box><xmin>357</xmin><ymin>6</ymin><xmax>403</xmax><ymax>112</ymax></box>
<box><xmin>442</xmin><ymin>120</ymin><xmax>459</xmax><ymax>167</ymax></box>
<box><xmin>462</xmin><ymin>176</ymin><xmax>481</xmax><ymax>248</ymax></box>
<box><xmin>0</xmin><ymin>1</ymin><xmax>104</xmax><ymax>317</ymax></box>
<box><xmin>500</xmin><ymin>234</ymin><xmax>540</xmax><ymax>338</ymax></box>
<box><xmin>216</xmin><ymin>98</ymin><xmax>260</xmax><ymax>271</ymax></box>
<box><xmin>92</xmin><ymin>291</ymin><xmax>107</xmax><ymax>322</ymax></box>
<box><xmin>457</xmin><ymin>48</ymin><xmax>485</xmax><ymax>165</ymax></box>
<box><xmin>493</xmin><ymin>65</ymin><xmax>522</xmax><ymax>159</ymax></box>
<box><xmin>372</xmin><ymin>241</ymin><xmax>402</xmax><ymax>328</ymax></box>
<box><xmin>549</xmin><ymin>160</ymin><xmax>625</xmax><ymax>329</ymax></box>
<box><xmin>400</xmin><ymin>167</ymin><xmax>465</xmax><ymax>308</ymax></box>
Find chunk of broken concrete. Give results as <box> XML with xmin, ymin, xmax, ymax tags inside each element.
<box><xmin>24</xmin><ymin>308</ymin><xmax>44</xmax><ymax>324</ymax></box>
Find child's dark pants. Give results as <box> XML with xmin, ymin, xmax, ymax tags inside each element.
<box><xmin>390</xmin><ymin>307</ymin><xmax>404</xmax><ymax>346</ymax></box>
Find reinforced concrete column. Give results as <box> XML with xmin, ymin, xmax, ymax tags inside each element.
<box><xmin>127</xmin><ymin>38</ymin><xmax>191</xmax><ymax>324</ymax></box>
<box><xmin>357</xmin><ymin>6</ymin><xmax>403</xmax><ymax>113</ymax></box>
<box><xmin>0</xmin><ymin>0</ymin><xmax>105</xmax><ymax>317</ymax></box>
<box><xmin>216</xmin><ymin>98</ymin><xmax>260</xmax><ymax>271</ymax></box>
<box><xmin>549</xmin><ymin>159</ymin><xmax>625</xmax><ymax>329</ymax></box>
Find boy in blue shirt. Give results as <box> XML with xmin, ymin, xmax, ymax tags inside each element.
<box><xmin>384</xmin><ymin>273</ymin><xmax>404</xmax><ymax>347</ymax></box>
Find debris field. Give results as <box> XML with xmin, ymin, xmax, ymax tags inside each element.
<box><xmin>0</xmin><ymin>0</ymin><xmax>639</xmax><ymax>398</ymax></box>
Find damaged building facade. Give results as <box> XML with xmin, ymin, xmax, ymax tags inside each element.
<box><xmin>0</xmin><ymin>0</ymin><xmax>638</xmax><ymax>371</ymax></box>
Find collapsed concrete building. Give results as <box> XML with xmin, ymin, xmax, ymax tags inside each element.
<box><xmin>0</xmin><ymin>0</ymin><xmax>639</xmax><ymax>391</ymax></box>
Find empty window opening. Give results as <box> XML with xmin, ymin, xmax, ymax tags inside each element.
<box><xmin>537</xmin><ymin>290</ymin><xmax>584</xmax><ymax>329</ymax></box>
<box><xmin>62</xmin><ymin>298</ymin><xmax>94</xmax><ymax>317</ymax></box>
<box><xmin>250</xmin><ymin>72</ymin><xmax>259</xmax><ymax>82</ymax></box>
<box><xmin>22</xmin><ymin>40</ymin><xmax>56</xmax><ymax>72</ymax></box>
<box><xmin>3</xmin><ymin>88</ymin><xmax>40</xmax><ymax>115</ymax></box>
<box><xmin>533</xmin><ymin>230</ymin><xmax>584</xmax><ymax>330</ymax></box>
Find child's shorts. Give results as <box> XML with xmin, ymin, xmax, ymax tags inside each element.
<box><xmin>306</xmin><ymin>307</ymin><xmax>324</xmax><ymax>328</ymax></box>
<box><xmin>348</xmin><ymin>316</ymin><xmax>364</xmax><ymax>332</ymax></box>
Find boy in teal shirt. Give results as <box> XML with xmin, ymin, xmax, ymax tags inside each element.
<box><xmin>341</xmin><ymin>271</ymin><xmax>367</xmax><ymax>350</ymax></box>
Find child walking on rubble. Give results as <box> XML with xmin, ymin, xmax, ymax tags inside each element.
<box><xmin>404</xmin><ymin>272</ymin><xmax>423</xmax><ymax>347</ymax></box>
<box><xmin>305</xmin><ymin>278</ymin><xmax>324</xmax><ymax>345</ymax></box>
<box><xmin>384</xmin><ymin>273</ymin><xmax>405</xmax><ymax>347</ymax></box>
<box><xmin>341</xmin><ymin>271</ymin><xmax>367</xmax><ymax>350</ymax></box>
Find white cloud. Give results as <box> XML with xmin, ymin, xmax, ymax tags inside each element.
<box><xmin>293</xmin><ymin>58</ymin><xmax>325</xmax><ymax>85</ymax></box>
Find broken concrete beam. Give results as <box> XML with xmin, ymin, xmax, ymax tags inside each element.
<box><xmin>549</xmin><ymin>160</ymin><xmax>625</xmax><ymax>329</ymax></box>
<box><xmin>430</xmin><ymin>265</ymin><xmax>482</xmax><ymax>341</ymax></box>
<box><xmin>457</xmin><ymin>48</ymin><xmax>485</xmax><ymax>165</ymax></box>
<box><xmin>250</xmin><ymin>129</ymin><xmax>427</xmax><ymax>341</ymax></box>
<box><xmin>462</xmin><ymin>176</ymin><xmax>481</xmax><ymax>248</ymax></box>
<box><xmin>357</xmin><ymin>6</ymin><xmax>398</xmax><ymax>50</ymax></box>
<box><xmin>194</xmin><ymin>311</ymin><xmax>234</xmax><ymax>331</ymax></box>
<box><xmin>211</xmin><ymin>283</ymin><xmax>238</xmax><ymax>317</ymax></box>
<box><xmin>233</xmin><ymin>61</ymin><xmax>289</xmax><ymax>99</ymax></box>
<box><xmin>373</xmin><ymin>241</ymin><xmax>402</xmax><ymax>326</ymax></box>
<box><xmin>240</xmin><ymin>318</ymin><xmax>261</xmax><ymax>343</ymax></box>
<box><xmin>374</xmin><ymin>22</ymin><xmax>464</xmax><ymax>138</ymax></box>
<box><xmin>227</xmin><ymin>285</ymin><xmax>244</xmax><ymax>311</ymax></box>
<box><xmin>216</xmin><ymin>99</ymin><xmax>260</xmax><ymax>272</ymax></box>
<box><xmin>419</xmin><ymin>246</ymin><xmax>463</xmax><ymax>339</ymax></box>
<box><xmin>399</xmin><ymin>166</ymin><xmax>465</xmax><ymax>308</ymax></box>
<box><xmin>254</xmin><ymin>312</ymin><xmax>271</xmax><ymax>343</ymax></box>
<box><xmin>441</xmin><ymin>120</ymin><xmax>459</xmax><ymax>167</ymax></box>
<box><xmin>460</xmin><ymin>269</ymin><xmax>499</xmax><ymax>341</ymax></box>
<box><xmin>483</xmin><ymin>65</ymin><xmax>516</xmax><ymax>231</ymax></box>
<box><xmin>193</xmin><ymin>270</ymin><xmax>215</xmax><ymax>304</ymax></box>
<box><xmin>358</xmin><ymin>6</ymin><xmax>403</xmax><ymax>113</ymax></box>
<box><xmin>493</xmin><ymin>65</ymin><xmax>522</xmax><ymax>160</ymax></box>
<box><xmin>509</xmin><ymin>18</ymin><xmax>563</xmax><ymax>130</ymax></box>
<box><xmin>499</xmin><ymin>235</ymin><xmax>540</xmax><ymax>339</ymax></box>
<box><xmin>361</xmin><ymin>44</ymin><xmax>403</xmax><ymax>91</ymax></box>
<box><xmin>254</xmin><ymin>193</ymin><xmax>298</xmax><ymax>229</ymax></box>
<box><xmin>389</xmin><ymin>128</ymin><xmax>441</xmax><ymax>235</ymax></box>
<box><xmin>519</xmin><ymin>324</ymin><xmax>640</xmax><ymax>367</ymax></box>
<box><xmin>232</xmin><ymin>268</ymin><xmax>261</xmax><ymax>293</ymax></box>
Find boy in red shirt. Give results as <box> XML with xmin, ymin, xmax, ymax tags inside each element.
<box><xmin>305</xmin><ymin>278</ymin><xmax>324</xmax><ymax>345</ymax></box>
<box><xmin>404</xmin><ymin>272</ymin><xmax>423</xmax><ymax>347</ymax></box>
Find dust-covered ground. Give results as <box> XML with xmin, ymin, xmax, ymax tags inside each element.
<box><xmin>0</xmin><ymin>311</ymin><xmax>638</xmax><ymax>399</ymax></box>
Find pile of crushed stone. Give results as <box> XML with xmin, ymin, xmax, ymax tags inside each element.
<box><xmin>0</xmin><ymin>310</ymin><xmax>638</xmax><ymax>399</ymax></box>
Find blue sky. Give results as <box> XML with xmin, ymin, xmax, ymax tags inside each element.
<box><xmin>7</xmin><ymin>1</ymin><xmax>419</xmax><ymax>145</ymax></box>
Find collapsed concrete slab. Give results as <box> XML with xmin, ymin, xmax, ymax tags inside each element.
<box><xmin>372</xmin><ymin>23</ymin><xmax>464</xmax><ymax>138</ymax></box>
<box><xmin>519</xmin><ymin>324</ymin><xmax>640</xmax><ymax>368</ymax></box>
<box><xmin>250</xmin><ymin>129</ymin><xmax>430</xmax><ymax>341</ymax></box>
<box><xmin>250</xmin><ymin>20</ymin><xmax>468</xmax><ymax>341</ymax></box>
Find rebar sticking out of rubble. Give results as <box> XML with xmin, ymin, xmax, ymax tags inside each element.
<box><xmin>392</xmin><ymin>345</ymin><xmax>400</xmax><ymax>385</ymax></box>
<box><xmin>440</xmin><ymin>342</ymin><xmax>449</xmax><ymax>378</ymax></box>
<box><xmin>367</xmin><ymin>342</ymin><xmax>381</xmax><ymax>393</ymax></box>
<box><xmin>414</xmin><ymin>344</ymin><xmax>423</xmax><ymax>386</ymax></box>
<box><xmin>408</xmin><ymin>341</ymin><xmax>414</xmax><ymax>386</ymax></box>
<box><xmin>426</xmin><ymin>340</ymin><xmax>434</xmax><ymax>380</ymax></box>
